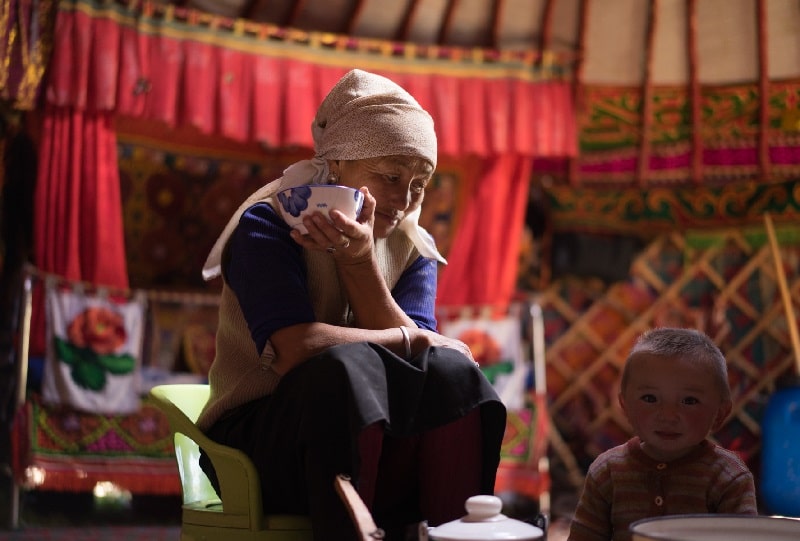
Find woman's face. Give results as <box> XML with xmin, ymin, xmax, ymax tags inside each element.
<box><xmin>332</xmin><ymin>156</ymin><xmax>434</xmax><ymax>238</ymax></box>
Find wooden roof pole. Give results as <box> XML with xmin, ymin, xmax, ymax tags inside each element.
<box><xmin>765</xmin><ymin>213</ymin><xmax>800</xmax><ymax>376</ymax></box>
<box><xmin>568</xmin><ymin>0</ymin><xmax>589</xmax><ymax>186</ymax></box>
<box><xmin>756</xmin><ymin>0</ymin><xmax>771</xmax><ymax>181</ymax></box>
<box><xmin>345</xmin><ymin>0</ymin><xmax>367</xmax><ymax>35</ymax></box>
<box><xmin>284</xmin><ymin>0</ymin><xmax>307</xmax><ymax>27</ymax></box>
<box><xmin>438</xmin><ymin>0</ymin><xmax>460</xmax><ymax>45</ymax></box>
<box><xmin>537</xmin><ymin>0</ymin><xmax>556</xmax><ymax>60</ymax></box>
<box><xmin>490</xmin><ymin>0</ymin><xmax>504</xmax><ymax>50</ymax></box>
<box><xmin>637</xmin><ymin>0</ymin><xmax>658</xmax><ymax>187</ymax></box>
<box><xmin>686</xmin><ymin>0</ymin><xmax>703</xmax><ymax>185</ymax></box>
<box><xmin>241</xmin><ymin>0</ymin><xmax>265</xmax><ymax>23</ymax></box>
<box><xmin>395</xmin><ymin>0</ymin><xmax>422</xmax><ymax>42</ymax></box>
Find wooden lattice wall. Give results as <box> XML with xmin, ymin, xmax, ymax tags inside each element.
<box><xmin>537</xmin><ymin>227</ymin><xmax>800</xmax><ymax>488</ymax></box>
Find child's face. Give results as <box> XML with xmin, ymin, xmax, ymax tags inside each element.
<box><xmin>619</xmin><ymin>353</ymin><xmax>732</xmax><ymax>462</ymax></box>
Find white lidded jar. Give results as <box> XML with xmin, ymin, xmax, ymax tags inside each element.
<box><xmin>423</xmin><ymin>495</ymin><xmax>544</xmax><ymax>541</ymax></box>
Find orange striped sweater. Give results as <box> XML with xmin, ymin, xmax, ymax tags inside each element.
<box><xmin>568</xmin><ymin>437</ymin><xmax>757</xmax><ymax>541</ymax></box>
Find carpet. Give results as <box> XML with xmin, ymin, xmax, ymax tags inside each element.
<box><xmin>0</xmin><ymin>526</ymin><xmax>181</xmax><ymax>540</ymax></box>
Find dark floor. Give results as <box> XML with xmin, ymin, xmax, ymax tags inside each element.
<box><xmin>1</xmin><ymin>476</ymin><xmax>182</xmax><ymax>531</ymax></box>
<box><xmin>18</xmin><ymin>491</ymin><xmax>182</xmax><ymax>527</ymax></box>
<box><xmin>0</xmin><ymin>469</ymin><xmax>580</xmax><ymax>540</ymax></box>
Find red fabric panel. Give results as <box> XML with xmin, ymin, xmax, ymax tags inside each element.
<box><xmin>144</xmin><ymin>33</ymin><xmax>182</xmax><ymax>127</ymax></box>
<box><xmin>218</xmin><ymin>47</ymin><xmax>252</xmax><ymax>141</ymax></box>
<box><xmin>316</xmin><ymin>65</ymin><xmax>350</xmax><ymax>102</ymax></box>
<box><xmin>181</xmin><ymin>40</ymin><xmax>217</xmax><ymax>135</ymax></box>
<box><xmin>532</xmin><ymin>82</ymin><xmax>576</xmax><ymax>157</ymax></box>
<box><xmin>33</xmin><ymin>106</ymin><xmax>129</xmax><ymax>288</ymax></box>
<box><xmin>432</xmin><ymin>76</ymin><xmax>460</xmax><ymax>157</ymax></box>
<box><xmin>400</xmin><ymin>73</ymin><xmax>433</xmax><ymax>119</ymax></box>
<box><xmin>437</xmin><ymin>154</ymin><xmax>532</xmax><ymax>308</ymax></box>
<box><xmin>90</xmin><ymin>17</ymin><xmax>121</xmax><ymax>110</ymax></box>
<box><xmin>44</xmin><ymin>6</ymin><xmax>576</xmax><ymax>159</ymax></box>
<box><xmin>486</xmin><ymin>78</ymin><xmax>510</xmax><ymax>154</ymax></box>
<box><xmin>116</xmin><ymin>24</ymin><xmax>146</xmax><ymax>116</ymax></box>
<box><xmin>510</xmin><ymin>78</ymin><xmax>534</xmax><ymax>154</ymax></box>
<box><xmin>534</xmin><ymin>85</ymin><xmax>556</xmax><ymax>157</ymax></box>
<box><xmin>283</xmin><ymin>61</ymin><xmax>317</xmax><ymax>147</ymax></box>
<box><xmin>44</xmin><ymin>5</ymin><xmax>75</xmax><ymax>106</ymax></box>
<box><xmin>46</xmin><ymin>5</ymin><xmax>91</xmax><ymax>107</ymax></box>
<box><xmin>459</xmin><ymin>77</ymin><xmax>489</xmax><ymax>156</ymax></box>
<box><xmin>251</xmin><ymin>55</ymin><xmax>284</xmax><ymax>146</ymax></box>
<box><xmin>555</xmin><ymin>81</ymin><xmax>578</xmax><ymax>156</ymax></box>
<box><xmin>35</xmin><ymin>110</ymin><xmax>80</xmax><ymax>279</ymax></box>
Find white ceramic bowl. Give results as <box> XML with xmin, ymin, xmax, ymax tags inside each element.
<box><xmin>630</xmin><ymin>514</ymin><xmax>800</xmax><ymax>541</ymax></box>
<box><xmin>276</xmin><ymin>184</ymin><xmax>364</xmax><ymax>234</ymax></box>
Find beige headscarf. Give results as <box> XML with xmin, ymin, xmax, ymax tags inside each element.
<box><xmin>202</xmin><ymin>69</ymin><xmax>445</xmax><ymax>281</ymax></box>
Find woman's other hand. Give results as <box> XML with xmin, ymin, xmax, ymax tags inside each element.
<box><xmin>409</xmin><ymin>327</ymin><xmax>475</xmax><ymax>363</ymax></box>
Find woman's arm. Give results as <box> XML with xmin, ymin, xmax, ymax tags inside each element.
<box><xmin>270</xmin><ymin>252</ymin><xmax>473</xmax><ymax>373</ymax></box>
<box><xmin>226</xmin><ymin>203</ymin><xmax>472</xmax><ymax>375</ymax></box>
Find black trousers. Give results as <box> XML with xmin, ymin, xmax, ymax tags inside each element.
<box><xmin>200</xmin><ymin>342</ymin><xmax>506</xmax><ymax>541</ymax></box>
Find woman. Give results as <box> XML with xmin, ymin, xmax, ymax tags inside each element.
<box><xmin>197</xmin><ymin>69</ymin><xmax>506</xmax><ymax>541</ymax></box>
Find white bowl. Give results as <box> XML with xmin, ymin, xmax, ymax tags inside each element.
<box><xmin>630</xmin><ymin>514</ymin><xmax>800</xmax><ymax>541</ymax></box>
<box><xmin>276</xmin><ymin>184</ymin><xmax>364</xmax><ymax>234</ymax></box>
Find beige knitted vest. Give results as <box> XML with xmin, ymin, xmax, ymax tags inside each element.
<box><xmin>197</xmin><ymin>201</ymin><xmax>419</xmax><ymax>431</ymax></box>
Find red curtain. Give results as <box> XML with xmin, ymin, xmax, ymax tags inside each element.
<box><xmin>33</xmin><ymin>106</ymin><xmax>129</xmax><ymax>288</ymax></box>
<box><xmin>45</xmin><ymin>1</ymin><xmax>576</xmax><ymax>159</ymax></box>
<box><xmin>39</xmin><ymin>0</ymin><xmax>576</xmax><ymax>310</ymax></box>
<box><xmin>437</xmin><ymin>155</ymin><xmax>534</xmax><ymax>307</ymax></box>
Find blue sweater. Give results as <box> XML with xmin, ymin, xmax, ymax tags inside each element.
<box><xmin>225</xmin><ymin>202</ymin><xmax>440</xmax><ymax>353</ymax></box>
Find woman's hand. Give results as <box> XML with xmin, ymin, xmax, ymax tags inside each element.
<box><xmin>290</xmin><ymin>187</ymin><xmax>375</xmax><ymax>264</ymax></box>
<box><xmin>409</xmin><ymin>327</ymin><xmax>476</xmax><ymax>363</ymax></box>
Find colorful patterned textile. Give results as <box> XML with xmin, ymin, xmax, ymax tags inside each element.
<box><xmin>535</xmin><ymin>80</ymin><xmax>800</xmax><ymax>190</ymax></box>
<box><xmin>13</xmin><ymin>393</ymin><xmax>180</xmax><ymax>495</ymax></box>
<box><xmin>0</xmin><ymin>0</ymin><xmax>56</xmax><ymax>109</ymax></box>
<box><xmin>566</xmin><ymin>80</ymin><xmax>800</xmax><ymax>187</ymax></box>
<box><xmin>543</xmin><ymin>177</ymin><xmax>800</xmax><ymax>237</ymax></box>
<box><xmin>43</xmin><ymin>282</ymin><xmax>147</xmax><ymax>415</ymax></box>
<box><xmin>495</xmin><ymin>395</ymin><xmax>550</xmax><ymax>499</ymax></box>
<box><xmin>440</xmin><ymin>315</ymin><xmax>527</xmax><ymax>409</ymax></box>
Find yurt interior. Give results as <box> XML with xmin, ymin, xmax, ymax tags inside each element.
<box><xmin>2</xmin><ymin>0</ymin><xmax>800</xmax><ymax>539</ymax></box>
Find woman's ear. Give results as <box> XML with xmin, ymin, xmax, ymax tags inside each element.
<box><xmin>326</xmin><ymin>159</ymin><xmax>341</xmax><ymax>180</ymax></box>
<box><xmin>712</xmin><ymin>399</ymin><xmax>733</xmax><ymax>431</ymax></box>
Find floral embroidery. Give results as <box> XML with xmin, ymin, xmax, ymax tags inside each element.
<box><xmin>277</xmin><ymin>185</ymin><xmax>312</xmax><ymax>217</ymax></box>
<box><xmin>456</xmin><ymin>327</ymin><xmax>513</xmax><ymax>384</ymax></box>
<box><xmin>52</xmin><ymin>307</ymin><xmax>135</xmax><ymax>391</ymax></box>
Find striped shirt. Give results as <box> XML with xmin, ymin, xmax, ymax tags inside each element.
<box><xmin>568</xmin><ymin>437</ymin><xmax>757</xmax><ymax>541</ymax></box>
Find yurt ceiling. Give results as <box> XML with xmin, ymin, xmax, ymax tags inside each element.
<box><xmin>161</xmin><ymin>0</ymin><xmax>800</xmax><ymax>85</ymax></box>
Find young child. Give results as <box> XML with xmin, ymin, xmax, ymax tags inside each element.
<box><xmin>568</xmin><ymin>327</ymin><xmax>757</xmax><ymax>541</ymax></box>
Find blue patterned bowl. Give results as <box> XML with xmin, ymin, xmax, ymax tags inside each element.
<box><xmin>276</xmin><ymin>184</ymin><xmax>364</xmax><ymax>234</ymax></box>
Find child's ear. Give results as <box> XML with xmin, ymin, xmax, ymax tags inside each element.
<box><xmin>712</xmin><ymin>399</ymin><xmax>733</xmax><ymax>431</ymax></box>
<box><xmin>618</xmin><ymin>392</ymin><xmax>627</xmax><ymax>413</ymax></box>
